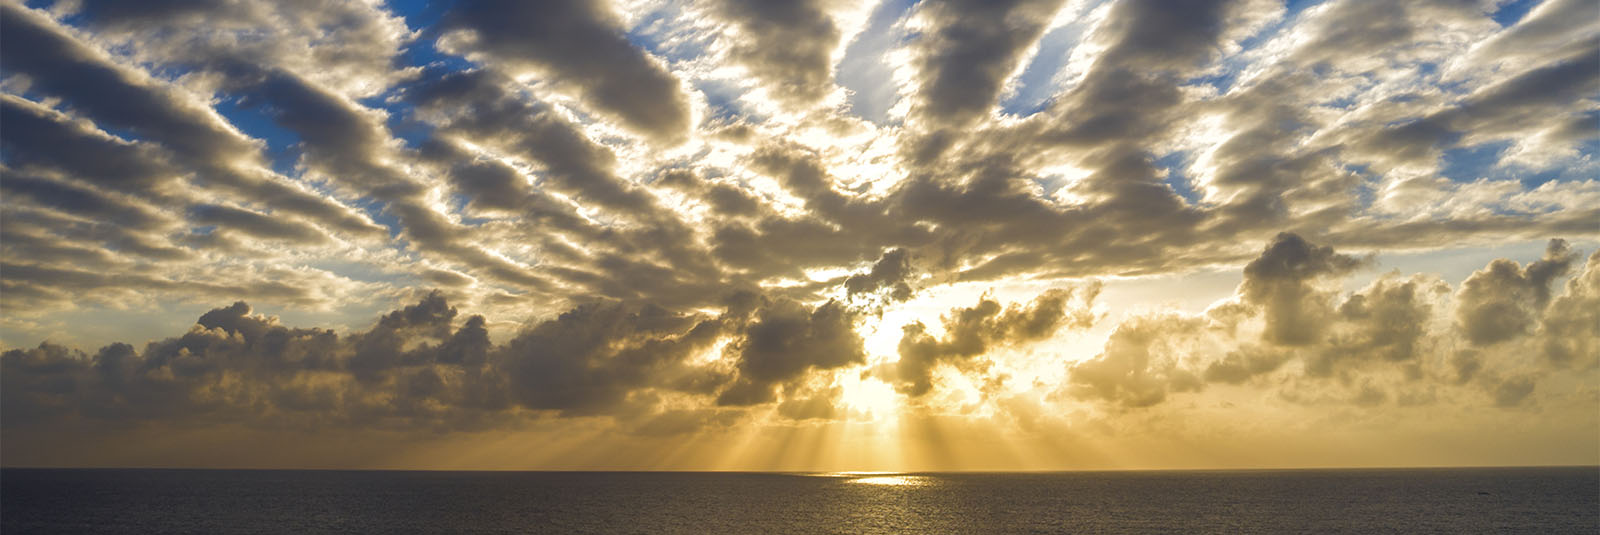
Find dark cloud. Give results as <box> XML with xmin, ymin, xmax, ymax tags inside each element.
<box><xmin>0</xmin><ymin>94</ymin><xmax>177</xmax><ymax>191</ymax></box>
<box><xmin>844</xmin><ymin>248</ymin><xmax>915</xmax><ymax>302</ymax></box>
<box><xmin>909</xmin><ymin>0</ymin><xmax>1067</xmax><ymax>126</ymax></box>
<box><xmin>1455</xmin><ymin>239</ymin><xmax>1575</xmax><ymax>346</ymax></box>
<box><xmin>708</xmin><ymin>0</ymin><xmax>840</xmax><ymax>105</ymax></box>
<box><xmin>0</xmin><ymin>170</ymin><xmax>191</xmax><ymax>267</ymax></box>
<box><xmin>1450</xmin><ymin>349</ymin><xmax>1482</xmax><ymax>384</ymax></box>
<box><xmin>440</xmin><ymin>0</ymin><xmax>691</xmax><ymax>143</ymax></box>
<box><xmin>857</xmin><ymin>0</ymin><xmax>1245</xmax><ymax>286</ymax></box>
<box><xmin>405</xmin><ymin>69</ymin><xmax>660</xmax><ymax>217</ymax></box>
<box><xmin>1306</xmin><ymin>274</ymin><xmax>1443</xmax><ymax>377</ymax></box>
<box><xmin>0</xmin><ymin>287</ymin><xmax>896</xmax><ymax>440</ymax></box>
<box><xmin>0</xmin><ymin>3</ymin><xmax>386</xmax><ymax>237</ymax></box>
<box><xmin>776</xmin><ymin>390</ymin><xmax>841</xmax><ymax>421</ymax></box>
<box><xmin>0</xmin><ymin>171</ymin><xmax>174</xmax><ymax>232</ymax></box>
<box><xmin>1091</xmin><ymin>0</ymin><xmax>1236</xmax><ymax>70</ymax></box>
<box><xmin>206</xmin><ymin>66</ymin><xmax>554</xmax><ymax>292</ymax></box>
<box><xmin>399</xmin><ymin>69</ymin><xmax>754</xmax><ymax>308</ymax></box>
<box><xmin>187</xmin><ymin>204</ymin><xmax>329</xmax><ymax>244</ymax></box>
<box><xmin>498</xmin><ymin>301</ymin><xmax>725</xmax><ymax>415</ymax></box>
<box><xmin>1239</xmin><ymin>232</ymin><xmax>1368</xmax><ymax>346</ymax></box>
<box><xmin>0</xmin><ymin>294</ymin><xmax>728</xmax><ymax>434</ymax></box>
<box><xmin>1287</xmin><ymin>0</ymin><xmax>1417</xmax><ymax>68</ymax></box>
<box><xmin>0</xmin><ymin>259</ymin><xmax>326</xmax><ymax>310</ymax></box>
<box><xmin>719</xmin><ymin>298</ymin><xmax>864</xmax><ymax>405</ymax></box>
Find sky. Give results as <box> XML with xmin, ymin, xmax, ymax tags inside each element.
<box><xmin>0</xmin><ymin>0</ymin><xmax>1597</xmax><ymax>471</ymax></box>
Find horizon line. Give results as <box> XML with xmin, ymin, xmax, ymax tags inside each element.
<box><xmin>4</xmin><ymin>464</ymin><xmax>1596</xmax><ymax>474</ymax></box>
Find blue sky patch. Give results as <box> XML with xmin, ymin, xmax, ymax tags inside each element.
<box><xmin>214</xmin><ymin>96</ymin><xmax>304</xmax><ymax>176</ymax></box>
<box><xmin>1155</xmin><ymin>151</ymin><xmax>1203</xmax><ymax>205</ymax></box>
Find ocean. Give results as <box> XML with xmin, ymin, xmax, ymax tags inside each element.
<box><xmin>2</xmin><ymin>467</ymin><xmax>1595</xmax><ymax>533</ymax></box>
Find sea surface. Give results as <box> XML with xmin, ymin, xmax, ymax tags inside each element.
<box><xmin>2</xmin><ymin>466</ymin><xmax>1595</xmax><ymax>534</ymax></box>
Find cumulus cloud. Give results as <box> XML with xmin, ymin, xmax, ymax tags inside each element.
<box><xmin>498</xmin><ymin>300</ymin><xmax>725</xmax><ymax>415</ymax></box>
<box><xmin>1307</xmin><ymin>273</ymin><xmax>1445</xmax><ymax>377</ymax></box>
<box><xmin>2</xmin><ymin>290</ymin><xmax>871</xmax><ymax>434</ymax></box>
<box><xmin>1067</xmin><ymin>233</ymin><xmax>1594</xmax><ymax>410</ymax></box>
<box><xmin>1239</xmin><ymin>232</ymin><xmax>1369</xmax><ymax>346</ymax></box>
<box><xmin>892</xmin><ymin>284</ymin><xmax>1099</xmax><ymax>396</ymax></box>
<box><xmin>1539</xmin><ymin>250</ymin><xmax>1600</xmax><ymax>367</ymax></box>
<box><xmin>1455</xmin><ymin>239</ymin><xmax>1575</xmax><ymax>346</ymax></box>
<box><xmin>719</xmin><ymin>297</ymin><xmax>865</xmax><ymax>405</ymax></box>
<box><xmin>1068</xmin><ymin>313</ymin><xmax>1207</xmax><ymax>408</ymax></box>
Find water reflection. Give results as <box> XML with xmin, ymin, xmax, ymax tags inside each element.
<box><xmin>847</xmin><ymin>475</ymin><xmax>930</xmax><ymax>487</ymax></box>
<box><xmin>812</xmin><ymin>472</ymin><xmax>935</xmax><ymax>487</ymax></box>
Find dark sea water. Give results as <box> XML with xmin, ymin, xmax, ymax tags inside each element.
<box><xmin>2</xmin><ymin>467</ymin><xmax>1596</xmax><ymax>534</ymax></box>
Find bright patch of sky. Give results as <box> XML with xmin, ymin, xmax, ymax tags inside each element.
<box><xmin>837</xmin><ymin>0</ymin><xmax>917</xmax><ymax>124</ymax></box>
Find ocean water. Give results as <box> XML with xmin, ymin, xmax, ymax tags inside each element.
<box><xmin>2</xmin><ymin>467</ymin><xmax>1595</xmax><ymax>534</ymax></box>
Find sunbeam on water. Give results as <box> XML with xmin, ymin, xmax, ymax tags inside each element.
<box><xmin>812</xmin><ymin>471</ymin><xmax>936</xmax><ymax>486</ymax></box>
<box><xmin>846</xmin><ymin>474</ymin><xmax>930</xmax><ymax>486</ymax></box>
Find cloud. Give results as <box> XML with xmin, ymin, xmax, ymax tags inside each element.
<box><xmin>1455</xmin><ymin>239</ymin><xmax>1575</xmax><ymax>346</ymax></box>
<box><xmin>3</xmin><ymin>231</ymin><xmax>1595</xmax><ymax>467</ymax></box>
<box><xmin>3</xmin><ymin>0</ymin><xmax>1594</xmax><ymax>333</ymax></box>
<box><xmin>1068</xmin><ymin>313</ymin><xmax>1207</xmax><ymax>408</ymax></box>
<box><xmin>498</xmin><ymin>300</ymin><xmax>726</xmax><ymax>415</ymax></box>
<box><xmin>0</xmin><ymin>94</ymin><xmax>177</xmax><ymax>191</ymax></box>
<box><xmin>1239</xmin><ymin>232</ymin><xmax>1369</xmax><ymax>346</ymax></box>
<box><xmin>0</xmin><ymin>1</ymin><xmax>386</xmax><ymax>237</ymax></box>
<box><xmin>1</xmin><ymin>287</ymin><xmax>889</xmax><ymax>436</ymax></box>
<box><xmin>892</xmin><ymin>284</ymin><xmax>1099</xmax><ymax>396</ymax></box>
<box><xmin>405</xmin><ymin>69</ymin><xmax>662</xmax><ymax>217</ymax></box>
<box><xmin>1539</xmin><ymin>250</ymin><xmax>1600</xmax><ymax>367</ymax></box>
<box><xmin>1493</xmin><ymin>375</ymin><xmax>1537</xmax><ymax>408</ymax></box>
<box><xmin>776</xmin><ymin>390</ymin><xmax>841</xmax><ymax>421</ymax></box>
<box><xmin>1203</xmin><ymin>345</ymin><xmax>1291</xmax><ymax>385</ymax></box>
<box><xmin>705</xmin><ymin>0</ymin><xmax>841</xmax><ymax>105</ymax></box>
<box><xmin>1066</xmin><ymin>233</ymin><xmax>1591</xmax><ymax>410</ymax></box>
<box><xmin>187</xmin><ymin>204</ymin><xmax>329</xmax><ymax>244</ymax></box>
<box><xmin>1357</xmin><ymin>45</ymin><xmax>1600</xmax><ymax>169</ymax></box>
<box><xmin>844</xmin><ymin>248</ymin><xmax>915</xmax><ymax>301</ymax></box>
<box><xmin>1307</xmin><ymin>273</ymin><xmax>1445</xmax><ymax>377</ymax></box>
<box><xmin>907</xmin><ymin>0</ymin><xmax>1067</xmax><ymax>127</ymax></box>
<box><xmin>439</xmin><ymin>0</ymin><xmax>692</xmax><ymax>143</ymax></box>
<box><xmin>719</xmin><ymin>297</ymin><xmax>864</xmax><ymax>405</ymax></box>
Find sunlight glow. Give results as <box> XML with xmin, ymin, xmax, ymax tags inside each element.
<box><xmin>845</xmin><ymin>474</ymin><xmax>931</xmax><ymax>487</ymax></box>
<box><xmin>838</xmin><ymin>374</ymin><xmax>899</xmax><ymax>421</ymax></box>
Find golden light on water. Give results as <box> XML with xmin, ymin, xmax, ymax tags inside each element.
<box><xmin>847</xmin><ymin>475</ymin><xmax>929</xmax><ymax>486</ymax></box>
<box><xmin>819</xmin><ymin>472</ymin><xmax>933</xmax><ymax>487</ymax></box>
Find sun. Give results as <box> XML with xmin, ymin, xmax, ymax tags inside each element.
<box><xmin>838</xmin><ymin>372</ymin><xmax>900</xmax><ymax>421</ymax></box>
